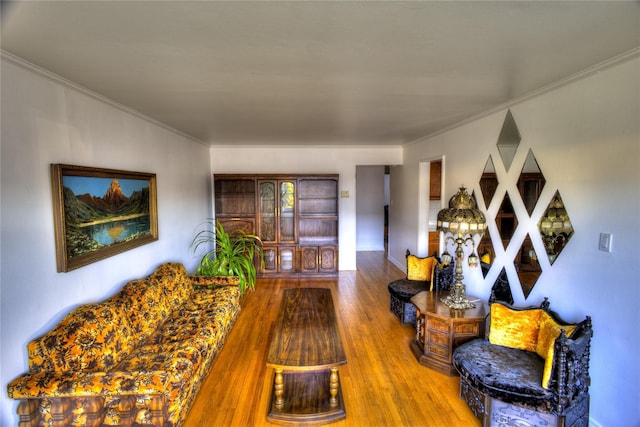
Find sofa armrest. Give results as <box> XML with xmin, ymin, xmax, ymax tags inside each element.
<box><xmin>7</xmin><ymin>369</ymin><xmax>171</xmax><ymax>399</ymax></box>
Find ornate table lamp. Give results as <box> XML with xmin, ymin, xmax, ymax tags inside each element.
<box><xmin>437</xmin><ymin>186</ymin><xmax>487</xmax><ymax>309</ymax></box>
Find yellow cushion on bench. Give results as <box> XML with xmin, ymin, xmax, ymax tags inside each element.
<box><xmin>536</xmin><ymin>312</ymin><xmax>577</xmax><ymax>389</ymax></box>
<box><xmin>488</xmin><ymin>303</ymin><xmax>541</xmax><ymax>353</ymax></box>
<box><xmin>407</xmin><ymin>255</ymin><xmax>436</xmax><ymax>282</ymax></box>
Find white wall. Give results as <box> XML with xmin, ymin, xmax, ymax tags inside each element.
<box><xmin>210</xmin><ymin>146</ymin><xmax>402</xmax><ymax>270</ymax></box>
<box><xmin>0</xmin><ymin>56</ymin><xmax>213</xmax><ymax>425</ymax></box>
<box><xmin>389</xmin><ymin>55</ymin><xmax>640</xmax><ymax>426</ymax></box>
<box><xmin>356</xmin><ymin>165</ymin><xmax>385</xmax><ymax>251</ymax></box>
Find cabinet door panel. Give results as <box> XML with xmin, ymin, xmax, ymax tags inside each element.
<box><xmin>319</xmin><ymin>246</ymin><xmax>337</xmax><ymax>273</ymax></box>
<box><xmin>279</xmin><ymin>247</ymin><xmax>296</xmax><ymax>273</ymax></box>
<box><xmin>279</xmin><ymin>181</ymin><xmax>296</xmax><ymax>243</ymax></box>
<box><xmin>262</xmin><ymin>247</ymin><xmax>277</xmax><ymax>273</ymax></box>
<box><xmin>301</xmin><ymin>247</ymin><xmax>319</xmax><ymax>273</ymax></box>
<box><xmin>258</xmin><ymin>181</ymin><xmax>276</xmax><ymax>242</ymax></box>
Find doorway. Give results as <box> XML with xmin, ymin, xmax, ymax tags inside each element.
<box><xmin>418</xmin><ymin>158</ymin><xmax>443</xmax><ymax>256</ymax></box>
<box><xmin>355</xmin><ymin>165</ymin><xmax>386</xmax><ymax>253</ymax></box>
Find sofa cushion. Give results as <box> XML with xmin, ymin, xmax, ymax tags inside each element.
<box><xmin>488</xmin><ymin>303</ymin><xmax>541</xmax><ymax>353</ymax></box>
<box><xmin>27</xmin><ymin>303</ymin><xmax>135</xmax><ymax>373</ymax></box>
<box><xmin>536</xmin><ymin>311</ymin><xmax>577</xmax><ymax>389</ymax></box>
<box><xmin>453</xmin><ymin>339</ymin><xmax>555</xmax><ymax>412</ymax></box>
<box><xmin>407</xmin><ymin>254</ymin><xmax>437</xmax><ymax>283</ymax></box>
<box><xmin>150</xmin><ymin>262</ymin><xmax>193</xmax><ymax>311</ymax></box>
<box><xmin>112</xmin><ymin>278</ymin><xmax>171</xmax><ymax>343</ymax></box>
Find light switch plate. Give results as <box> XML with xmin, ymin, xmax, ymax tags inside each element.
<box><xmin>599</xmin><ymin>233</ymin><xmax>612</xmax><ymax>252</ymax></box>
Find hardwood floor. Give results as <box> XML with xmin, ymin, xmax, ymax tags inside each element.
<box><xmin>183</xmin><ymin>251</ymin><xmax>481</xmax><ymax>427</ymax></box>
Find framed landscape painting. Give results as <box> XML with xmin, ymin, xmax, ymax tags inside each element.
<box><xmin>51</xmin><ymin>164</ymin><xmax>158</xmax><ymax>272</ymax></box>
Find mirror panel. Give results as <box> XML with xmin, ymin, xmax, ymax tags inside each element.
<box><xmin>496</xmin><ymin>193</ymin><xmax>517</xmax><ymax>249</ymax></box>
<box><xmin>496</xmin><ymin>110</ymin><xmax>521</xmax><ymax>172</ymax></box>
<box><xmin>539</xmin><ymin>191</ymin><xmax>574</xmax><ymax>265</ymax></box>
<box><xmin>517</xmin><ymin>150</ymin><xmax>546</xmax><ymax>216</ymax></box>
<box><xmin>479</xmin><ymin>156</ymin><xmax>498</xmax><ymax>209</ymax></box>
<box><xmin>515</xmin><ymin>234</ymin><xmax>542</xmax><ymax>299</ymax></box>
<box><xmin>489</xmin><ymin>267</ymin><xmax>514</xmax><ymax>305</ymax></box>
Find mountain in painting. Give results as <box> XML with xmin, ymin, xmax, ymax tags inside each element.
<box><xmin>66</xmin><ymin>179</ymin><xmax>149</xmax><ymax>225</ymax></box>
<box><xmin>76</xmin><ymin>179</ymin><xmax>129</xmax><ymax>213</ymax></box>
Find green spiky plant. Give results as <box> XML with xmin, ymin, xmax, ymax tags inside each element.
<box><xmin>190</xmin><ymin>219</ymin><xmax>262</xmax><ymax>295</ymax></box>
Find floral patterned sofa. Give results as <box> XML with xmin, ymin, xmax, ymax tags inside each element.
<box><xmin>7</xmin><ymin>263</ymin><xmax>241</xmax><ymax>427</ymax></box>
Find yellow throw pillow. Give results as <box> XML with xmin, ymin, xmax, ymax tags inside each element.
<box><xmin>488</xmin><ymin>304</ymin><xmax>542</xmax><ymax>353</ymax></box>
<box><xmin>481</xmin><ymin>252</ymin><xmax>492</xmax><ymax>264</ymax></box>
<box><xmin>536</xmin><ymin>312</ymin><xmax>577</xmax><ymax>389</ymax></box>
<box><xmin>407</xmin><ymin>255</ymin><xmax>436</xmax><ymax>282</ymax></box>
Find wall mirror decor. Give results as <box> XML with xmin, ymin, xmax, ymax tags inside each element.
<box><xmin>515</xmin><ymin>233</ymin><xmax>542</xmax><ymax>298</ymax></box>
<box><xmin>496</xmin><ymin>110</ymin><xmax>521</xmax><ymax>172</ymax></box>
<box><xmin>479</xmin><ymin>156</ymin><xmax>498</xmax><ymax>209</ymax></box>
<box><xmin>475</xmin><ymin>110</ymin><xmax>574</xmax><ymax>299</ymax></box>
<box><xmin>478</xmin><ymin>156</ymin><xmax>498</xmax><ymax>277</ymax></box>
<box><xmin>517</xmin><ymin>150</ymin><xmax>546</xmax><ymax>216</ymax></box>
<box><xmin>538</xmin><ymin>191</ymin><xmax>574</xmax><ymax>265</ymax></box>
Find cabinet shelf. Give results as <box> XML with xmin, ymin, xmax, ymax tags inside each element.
<box><xmin>299</xmin><ymin>238</ymin><xmax>339</xmax><ymax>245</ymax></box>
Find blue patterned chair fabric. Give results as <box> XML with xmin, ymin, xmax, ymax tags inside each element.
<box><xmin>7</xmin><ymin>263</ymin><xmax>241</xmax><ymax>427</ymax></box>
<box><xmin>387</xmin><ymin>250</ymin><xmax>453</xmax><ymax>324</ymax></box>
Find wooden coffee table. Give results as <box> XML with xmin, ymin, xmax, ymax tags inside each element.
<box><xmin>266</xmin><ymin>288</ymin><xmax>347</xmax><ymax>425</ymax></box>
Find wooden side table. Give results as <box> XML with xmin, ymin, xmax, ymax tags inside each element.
<box><xmin>409</xmin><ymin>291</ymin><xmax>488</xmax><ymax>376</ymax></box>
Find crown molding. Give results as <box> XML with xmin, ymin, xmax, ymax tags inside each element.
<box><xmin>406</xmin><ymin>47</ymin><xmax>640</xmax><ymax>146</ymax></box>
<box><xmin>1</xmin><ymin>50</ymin><xmax>205</xmax><ymax>146</ymax></box>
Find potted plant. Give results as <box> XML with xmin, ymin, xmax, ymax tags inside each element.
<box><xmin>190</xmin><ymin>219</ymin><xmax>263</xmax><ymax>295</ymax></box>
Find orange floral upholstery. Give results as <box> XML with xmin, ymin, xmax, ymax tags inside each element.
<box><xmin>7</xmin><ymin>263</ymin><xmax>241</xmax><ymax>427</ymax></box>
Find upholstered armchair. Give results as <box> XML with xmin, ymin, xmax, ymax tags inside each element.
<box><xmin>388</xmin><ymin>250</ymin><xmax>454</xmax><ymax>323</ymax></box>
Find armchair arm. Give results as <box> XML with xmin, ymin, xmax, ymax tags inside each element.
<box><xmin>552</xmin><ymin>316</ymin><xmax>593</xmax><ymax>413</ymax></box>
<box><xmin>7</xmin><ymin>369</ymin><xmax>171</xmax><ymax>399</ymax></box>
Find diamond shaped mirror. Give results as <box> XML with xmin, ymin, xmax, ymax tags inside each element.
<box><xmin>515</xmin><ymin>234</ymin><xmax>542</xmax><ymax>299</ymax></box>
<box><xmin>478</xmin><ymin>157</ymin><xmax>498</xmax><ymax>277</ymax></box>
<box><xmin>496</xmin><ymin>110</ymin><xmax>521</xmax><ymax>172</ymax></box>
<box><xmin>479</xmin><ymin>156</ymin><xmax>498</xmax><ymax>209</ymax></box>
<box><xmin>517</xmin><ymin>150</ymin><xmax>546</xmax><ymax>216</ymax></box>
<box><xmin>538</xmin><ymin>191</ymin><xmax>574</xmax><ymax>265</ymax></box>
<box><xmin>496</xmin><ymin>193</ymin><xmax>517</xmax><ymax>249</ymax></box>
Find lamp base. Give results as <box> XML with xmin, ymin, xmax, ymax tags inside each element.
<box><xmin>441</xmin><ymin>281</ymin><xmax>476</xmax><ymax>310</ymax></box>
<box><xmin>440</xmin><ymin>294</ymin><xmax>476</xmax><ymax>310</ymax></box>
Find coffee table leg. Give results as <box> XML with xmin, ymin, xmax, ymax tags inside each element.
<box><xmin>329</xmin><ymin>367</ymin><xmax>339</xmax><ymax>408</ymax></box>
<box><xmin>274</xmin><ymin>368</ymin><xmax>284</xmax><ymax>409</ymax></box>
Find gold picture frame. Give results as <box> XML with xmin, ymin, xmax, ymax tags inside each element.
<box><xmin>51</xmin><ymin>164</ymin><xmax>158</xmax><ymax>272</ymax></box>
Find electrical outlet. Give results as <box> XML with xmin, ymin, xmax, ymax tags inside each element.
<box><xmin>599</xmin><ymin>233</ymin><xmax>612</xmax><ymax>252</ymax></box>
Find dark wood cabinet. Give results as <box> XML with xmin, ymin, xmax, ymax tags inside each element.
<box><xmin>429</xmin><ymin>160</ymin><xmax>442</xmax><ymax>201</ymax></box>
<box><xmin>214</xmin><ymin>174</ymin><xmax>338</xmax><ymax>277</ymax></box>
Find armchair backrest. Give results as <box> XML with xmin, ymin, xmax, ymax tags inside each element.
<box><xmin>404</xmin><ymin>249</ymin><xmax>454</xmax><ymax>291</ymax></box>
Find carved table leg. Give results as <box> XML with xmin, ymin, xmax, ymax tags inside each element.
<box><xmin>329</xmin><ymin>367</ymin><xmax>339</xmax><ymax>408</ymax></box>
<box><xmin>274</xmin><ymin>369</ymin><xmax>284</xmax><ymax>410</ymax></box>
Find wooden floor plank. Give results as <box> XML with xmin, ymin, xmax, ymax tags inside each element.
<box><xmin>183</xmin><ymin>251</ymin><xmax>481</xmax><ymax>427</ymax></box>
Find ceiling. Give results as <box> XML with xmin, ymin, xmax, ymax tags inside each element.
<box><xmin>2</xmin><ymin>1</ymin><xmax>639</xmax><ymax>146</ymax></box>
